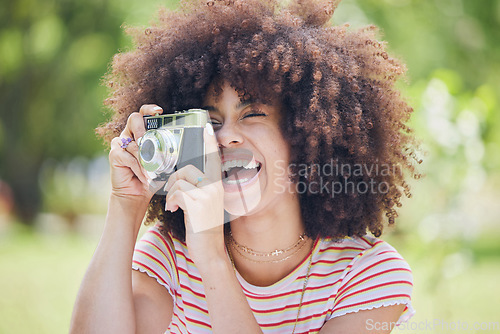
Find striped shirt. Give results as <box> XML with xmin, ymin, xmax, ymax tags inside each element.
<box><xmin>132</xmin><ymin>224</ymin><xmax>415</xmax><ymax>333</ymax></box>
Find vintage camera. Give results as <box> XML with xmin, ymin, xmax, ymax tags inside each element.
<box><xmin>137</xmin><ymin>109</ymin><xmax>209</xmax><ymax>191</ymax></box>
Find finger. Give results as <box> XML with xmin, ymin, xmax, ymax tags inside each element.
<box><xmin>164</xmin><ymin>165</ymin><xmax>205</xmax><ymax>192</ymax></box>
<box><xmin>110</xmin><ymin>137</ymin><xmax>150</xmax><ymax>186</ymax></box>
<box><xmin>165</xmin><ymin>188</ymin><xmax>193</xmax><ymax>213</ymax></box>
<box><xmin>124</xmin><ymin>140</ymin><xmax>156</xmax><ymax>184</ymax></box>
<box><xmin>110</xmin><ymin>149</ymin><xmax>149</xmax><ymax>187</ymax></box>
<box><xmin>123</xmin><ymin>139</ymin><xmax>139</xmax><ymax>160</ymax></box>
<box><xmin>126</xmin><ymin>154</ymin><xmax>150</xmax><ymax>186</ymax></box>
<box><xmin>139</xmin><ymin>104</ymin><xmax>163</xmax><ymax>116</ymax></box>
<box><xmin>111</xmin><ymin>136</ymin><xmax>130</xmax><ymax>152</ymax></box>
<box><xmin>166</xmin><ymin>179</ymin><xmax>198</xmax><ymax>206</ymax></box>
<box><xmin>203</xmin><ymin>123</ymin><xmax>222</xmax><ymax>182</ymax></box>
<box><xmin>113</xmin><ymin>136</ymin><xmax>138</xmax><ymax>160</ymax></box>
<box><xmin>120</xmin><ymin>105</ymin><xmax>163</xmax><ymax>140</ymax></box>
<box><xmin>121</xmin><ymin>113</ymin><xmax>147</xmax><ymax>141</ymax></box>
<box><xmin>115</xmin><ymin>138</ymin><xmax>157</xmax><ymax>189</ymax></box>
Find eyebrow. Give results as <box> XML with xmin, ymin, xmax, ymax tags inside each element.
<box><xmin>203</xmin><ymin>99</ymin><xmax>256</xmax><ymax>113</ymax></box>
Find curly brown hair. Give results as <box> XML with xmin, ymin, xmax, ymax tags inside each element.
<box><xmin>97</xmin><ymin>0</ymin><xmax>421</xmax><ymax>241</ymax></box>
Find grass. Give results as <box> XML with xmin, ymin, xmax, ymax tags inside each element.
<box><xmin>386</xmin><ymin>232</ymin><xmax>500</xmax><ymax>334</ymax></box>
<box><xmin>0</xmin><ymin>224</ymin><xmax>97</xmax><ymax>334</ymax></box>
<box><xmin>0</xmin><ymin>222</ymin><xmax>499</xmax><ymax>334</ymax></box>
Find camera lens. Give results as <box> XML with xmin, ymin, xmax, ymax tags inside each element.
<box><xmin>138</xmin><ymin>129</ymin><xmax>179</xmax><ymax>177</ymax></box>
<box><xmin>140</xmin><ymin>139</ymin><xmax>155</xmax><ymax>162</ymax></box>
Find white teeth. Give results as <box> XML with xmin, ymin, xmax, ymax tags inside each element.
<box><xmin>245</xmin><ymin>160</ymin><xmax>259</xmax><ymax>169</ymax></box>
<box><xmin>224</xmin><ymin>178</ymin><xmax>249</xmax><ymax>185</ymax></box>
<box><xmin>221</xmin><ymin>159</ymin><xmax>260</xmax><ymax>173</ymax></box>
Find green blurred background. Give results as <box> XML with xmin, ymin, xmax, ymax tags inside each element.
<box><xmin>0</xmin><ymin>0</ymin><xmax>499</xmax><ymax>333</ymax></box>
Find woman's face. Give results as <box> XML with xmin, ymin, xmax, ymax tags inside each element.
<box><xmin>203</xmin><ymin>82</ymin><xmax>295</xmax><ymax>217</ymax></box>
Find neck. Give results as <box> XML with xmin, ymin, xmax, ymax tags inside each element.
<box><xmin>226</xmin><ymin>193</ymin><xmax>314</xmax><ymax>286</ymax></box>
<box><xmin>229</xmin><ymin>193</ymin><xmax>304</xmax><ymax>252</ymax></box>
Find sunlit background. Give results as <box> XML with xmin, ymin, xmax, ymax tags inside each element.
<box><xmin>1</xmin><ymin>0</ymin><xmax>499</xmax><ymax>333</ymax></box>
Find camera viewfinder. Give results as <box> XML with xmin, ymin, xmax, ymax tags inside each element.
<box><xmin>175</xmin><ymin>115</ymin><xmax>185</xmax><ymax>126</ymax></box>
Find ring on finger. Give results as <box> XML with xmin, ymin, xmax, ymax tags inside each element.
<box><xmin>195</xmin><ymin>176</ymin><xmax>204</xmax><ymax>186</ymax></box>
<box><xmin>120</xmin><ymin>137</ymin><xmax>133</xmax><ymax>149</ymax></box>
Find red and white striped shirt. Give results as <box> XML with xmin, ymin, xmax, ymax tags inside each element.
<box><xmin>132</xmin><ymin>224</ymin><xmax>415</xmax><ymax>333</ymax></box>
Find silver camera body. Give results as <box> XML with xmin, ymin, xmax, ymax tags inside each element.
<box><xmin>138</xmin><ymin>109</ymin><xmax>209</xmax><ymax>192</ymax></box>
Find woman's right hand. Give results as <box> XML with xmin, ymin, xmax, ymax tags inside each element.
<box><xmin>108</xmin><ymin>104</ymin><xmax>164</xmax><ymax>204</ymax></box>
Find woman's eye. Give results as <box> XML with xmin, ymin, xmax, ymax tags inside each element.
<box><xmin>210</xmin><ymin>119</ymin><xmax>222</xmax><ymax>125</ymax></box>
<box><xmin>243</xmin><ymin>111</ymin><xmax>267</xmax><ymax>119</ymax></box>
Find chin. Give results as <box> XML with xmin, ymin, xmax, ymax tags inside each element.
<box><xmin>223</xmin><ymin>183</ymin><xmax>263</xmax><ymax>217</ymax></box>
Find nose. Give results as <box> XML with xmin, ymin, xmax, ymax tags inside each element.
<box><xmin>215</xmin><ymin>122</ymin><xmax>244</xmax><ymax>148</ymax></box>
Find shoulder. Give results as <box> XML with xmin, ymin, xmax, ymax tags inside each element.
<box><xmin>318</xmin><ymin>235</ymin><xmax>413</xmax><ymax>289</ymax></box>
<box><xmin>317</xmin><ymin>235</ymin><xmax>412</xmax><ymax>273</ymax></box>
<box><xmin>317</xmin><ymin>235</ymin><xmax>415</xmax><ymax>324</ymax></box>
<box><xmin>134</xmin><ymin>223</ymin><xmax>189</xmax><ymax>262</ymax></box>
<box><xmin>135</xmin><ymin>224</ymin><xmax>177</xmax><ymax>252</ymax></box>
<box><xmin>132</xmin><ymin>224</ymin><xmax>188</xmax><ymax>296</ymax></box>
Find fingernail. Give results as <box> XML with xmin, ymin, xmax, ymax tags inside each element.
<box><xmin>206</xmin><ymin>123</ymin><xmax>214</xmax><ymax>136</ymax></box>
<box><xmin>153</xmin><ymin>106</ymin><xmax>162</xmax><ymax>112</ymax></box>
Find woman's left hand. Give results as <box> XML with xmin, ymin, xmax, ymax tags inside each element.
<box><xmin>163</xmin><ymin>123</ymin><xmax>226</xmax><ymax>266</ymax></box>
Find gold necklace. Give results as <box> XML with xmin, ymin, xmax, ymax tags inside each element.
<box><xmin>228</xmin><ymin>231</ymin><xmax>306</xmax><ymax>257</ymax></box>
<box><xmin>225</xmin><ymin>240</ymin><xmax>315</xmax><ymax>334</ymax></box>
<box><xmin>229</xmin><ymin>236</ymin><xmax>307</xmax><ymax>263</ymax></box>
<box><xmin>291</xmin><ymin>247</ymin><xmax>314</xmax><ymax>334</ymax></box>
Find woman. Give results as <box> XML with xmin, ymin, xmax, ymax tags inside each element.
<box><xmin>70</xmin><ymin>0</ymin><xmax>419</xmax><ymax>333</ymax></box>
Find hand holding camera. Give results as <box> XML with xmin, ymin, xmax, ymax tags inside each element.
<box><xmin>108</xmin><ymin>104</ymin><xmax>165</xmax><ymax>204</ymax></box>
<box><xmin>109</xmin><ymin>105</ymin><xmax>224</xmax><ymax>237</ymax></box>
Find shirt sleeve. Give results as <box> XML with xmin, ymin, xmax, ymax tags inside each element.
<box><xmin>132</xmin><ymin>224</ymin><xmax>178</xmax><ymax>300</ymax></box>
<box><xmin>328</xmin><ymin>239</ymin><xmax>415</xmax><ymax>325</ymax></box>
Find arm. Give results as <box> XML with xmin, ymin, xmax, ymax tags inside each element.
<box><xmin>132</xmin><ymin>268</ymin><xmax>174</xmax><ymax>333</ymax></box>
<box><xmin>196</xmin><ymin>250</ymin><xmax>263</xmax><ymax>333</ymax></box>
<box><xmin>70</xmin><ymin>105</ymin><xmax>173</xmax><ymax>334</ymax></box>
<box><xmin>319</xmin><ymin>304</ymin><xmax>405</xmax><ymax>334</ymax></box>
<box><xmin>319</xmin><ymin>239</ymin><xmax>414</xmax><ymax>334</ymax></box>
<box><xmin>69</xmin><ymin>196</ymin><xmax>148</xmax><ymax>333</ymax></box>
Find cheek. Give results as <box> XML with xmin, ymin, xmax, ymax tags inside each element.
<box><xmin>272</xmin><ymin>136</ymin><xmax>291</xmax><ymax>159</ymax></box>
<box><xmin>250</xmin><ymin>124</ymin><xmax>290</xmax><ymax>160</ymax></box>
<box><xmin>267</xmin><ymin>139</ymin><xmax>291</xmax><ymax>177</ymax></box>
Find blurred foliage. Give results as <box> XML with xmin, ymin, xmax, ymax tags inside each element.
<box><xmin>0</xmin><ymin>0</ymin><xmax>178</xmax><ymax>221</ymax></box>
<box><xmin>1</xmin><ymin>0</ymin><xmax>123</xmax><ymax>220</ymax></box>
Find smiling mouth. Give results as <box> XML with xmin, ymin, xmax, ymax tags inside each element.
<box><xmin>221</xmin><ymin>160</ymin><xmax>262</xmax><ymax>185</ymax></box>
